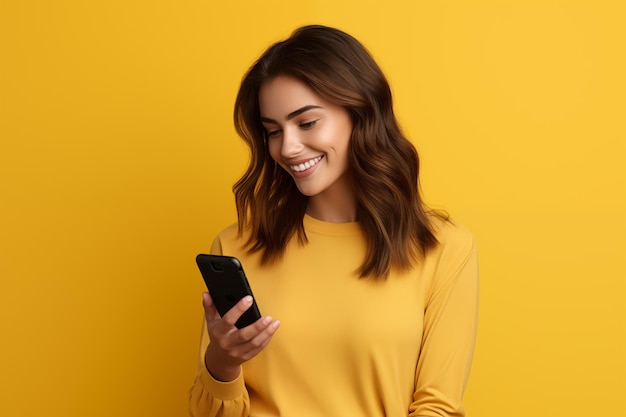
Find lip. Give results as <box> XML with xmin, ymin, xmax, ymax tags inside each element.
<box><xmin>287</xmin><ymin>155</ymin><xmax>324</xmax><ymax>178</ymax></box>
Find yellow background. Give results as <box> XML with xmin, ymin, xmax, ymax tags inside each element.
<box><xmin>1</xmin><ymin>1</ymin><xmax>624</xmax><ymax>416</ymax></box>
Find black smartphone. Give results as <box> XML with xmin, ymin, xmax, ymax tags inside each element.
<box><xmin>195</xmin><ymin>254</ymin><xmax>262</xmax><ymax>329</ymax></box>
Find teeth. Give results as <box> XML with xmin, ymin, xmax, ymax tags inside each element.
<box><xmin>291</xmin><ymin>156</ymin><xmax>322</xmax><ymax>172</ymax></box>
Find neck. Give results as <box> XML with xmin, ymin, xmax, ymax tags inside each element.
<box><xmin>305</xmin><ymin>182</ymin><xmax>357</xmax><ymax>223</ymax></box>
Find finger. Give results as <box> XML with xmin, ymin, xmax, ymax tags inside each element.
<box><xmin>210</xmin><ymin>317</ymin><xmax>280</xmax><ymax>365</ymax></box>
<box><xmin>232</xmin><ymin>316</ymin><xmax>280</xmax><ymax>346</ymax></box>
<box><xmin>236</xmin><ymin>315</ymin><xmax>280</xmax><ymax>343</ymax></box>
<box><xmin>251</xmin><ymin>317</ymin><xmax>280</xmax><ymax>343</ymax></box>
<box><xmin>202</xmin><ymin>292</ymin><xmax>221</xmax><ymax>323</ymax></box>
<box><xmin>219</xmin><ymin>295</ymin><xmax>254</xmax><ymax>329</ymax></box>
<box><xmin>237</xmin><ymin>319</ymin><xmax>281</xmax><ymax>361</ymax></box>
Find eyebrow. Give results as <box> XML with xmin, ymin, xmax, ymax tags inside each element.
<box><xmin>260</xmin><ymin>105</ymin><xmax>322</xmax><ymax>124</ymax></box>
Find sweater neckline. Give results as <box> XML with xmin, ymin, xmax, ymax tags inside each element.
<box><xmin>303</xmin><ymin>214</ymin><xmax>362</xmax><ymax>237</ymax></box>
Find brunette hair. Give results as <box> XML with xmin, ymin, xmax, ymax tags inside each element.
<box><xmin>233</xmin><ymin>25</ymin><xmax>445</xmax><ymax>279</ymax></box>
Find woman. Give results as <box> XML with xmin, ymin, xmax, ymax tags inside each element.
<box><xmin>190</xmin><ymin>25</ymin><xmax>479</xmax><ymax>417</ymax></box>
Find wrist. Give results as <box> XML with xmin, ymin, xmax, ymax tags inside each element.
<box><xmin>204</xmin><ymin>347</ymin><xmax>241</xmax><ymax>382</ymax></box>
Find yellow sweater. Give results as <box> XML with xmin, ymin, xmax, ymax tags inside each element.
<box><xmin>190</xmin><ymin>215</ymin><xmax>479</xmax><ymax>417</ymax></box>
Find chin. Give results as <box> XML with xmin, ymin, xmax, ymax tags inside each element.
<box><xmin>294</xmin><ymin>184</ymin><xmax>321</xmax><ymax>197</ymax></box>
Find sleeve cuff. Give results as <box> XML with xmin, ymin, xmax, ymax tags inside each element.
<box><xmin>198</xmin><ymin>365</ymin><xmax>246</xmax><ymax>401</ymax></box>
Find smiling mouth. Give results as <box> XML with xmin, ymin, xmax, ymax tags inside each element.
<box><xmin>290</xmin><ymin>156</ymin><xmax>323</xmax><ymax>172</ymax></box>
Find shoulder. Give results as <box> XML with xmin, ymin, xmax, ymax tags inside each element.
<box><xmin>428</xmin><ymin>215</ymin><xmax>477</xmax><ymax>264</ymax></box>
<box><xmin>214</xmin><ymin>223</ymin><xmax>240</xmax><ymax>242</ymax></box>
<box><xmin>210</xmin><ymin>223</ymin><xmax>243</xmax><ymax>254</ymax></box>
<box><xmin>422</xmin><ymin>216</ymin><xmax>479</xmax><ymax>298</ymax></box>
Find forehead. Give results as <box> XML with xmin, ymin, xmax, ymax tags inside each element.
<box><xmin>258</xmin><ymin>75</ymin><xmax>325</xmax><ymax>117</ymax></box>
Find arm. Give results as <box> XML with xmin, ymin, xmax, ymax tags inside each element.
<box><xmin>189</xmin><ymin>237</ymin><xmax>280</xmax><ymax>417</ymax></box>
<box><xmin>409</xmin><ymin>227</ymin><xmax>479</xmax><ymax>417</ymax></box>
<box><xmin>188</xmin><ymin>319</ymin><xmax>251</xmax><ymax>417</ymax></box>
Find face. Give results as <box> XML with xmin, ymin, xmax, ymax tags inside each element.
<box><xmin>259</xmin><ymin>75</ymin><xmax>354</xmax><ymax>200</ymax></box>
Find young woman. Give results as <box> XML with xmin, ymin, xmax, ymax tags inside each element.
<box><xmin>190</xmin><ymin>25</ymin><xmax>479</xmax><ymax>417</ymax></box>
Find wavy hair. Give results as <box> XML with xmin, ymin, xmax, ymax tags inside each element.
<box><xmin>232</xmin><ymin>25</ymin><xmax>446</xmax><ymax>279</ymax></box>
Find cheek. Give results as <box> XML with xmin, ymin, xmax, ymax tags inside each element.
<box><xmin>331</xmin><ymin>115</ymin><xmax>353</xmax><ymax>151</ymax></box>
<box><xmin>329</xmin><ymin>124</ymin><xmax>353</xmax><ymax>159</ymax></box>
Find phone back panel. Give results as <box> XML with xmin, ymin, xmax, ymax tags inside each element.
<box><xmin>196</xmin><ymin>254</ymin><xmax>261</xmax><ymax>328</ymax></box>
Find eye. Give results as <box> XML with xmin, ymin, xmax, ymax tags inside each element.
<box><xmin>299</xmin><ymin>120</ymin><xmax>318</xmax><ymax>130</ymax></box>
<box><xmin>266</xmin><ymin>129</ymin><xmax>282</xmax><ymax>139</ymax></box>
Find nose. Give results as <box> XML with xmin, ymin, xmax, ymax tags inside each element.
<box><xmin>280</xmin><ymin>127</ymin><xmax>304</xmax><ymax>158</ymax></box>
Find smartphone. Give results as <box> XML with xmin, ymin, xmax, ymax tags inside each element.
<box><xmin>195</xmin><ymin>254</ymin><xmax>262</xmax><ymax>329</ymax></box>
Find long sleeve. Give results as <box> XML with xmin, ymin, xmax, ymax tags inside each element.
<box><xmin>189</xmin><ymin>235</ymin><xmax>251</xmax><ymax>417</ymax></box>
<box><xmin>190</xmin><ymin>218</ymin><xmax>478</xmax><ymax>417</ymax></box>
<box><xmin>188</xmin><ymin>322</ymin><xmax>250</xmax><ymax>417</ymax></box>
<box><xmin>409</xmin><ymin>226</ymin><xmax>479</xmax><ymax>417</ymax></box>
